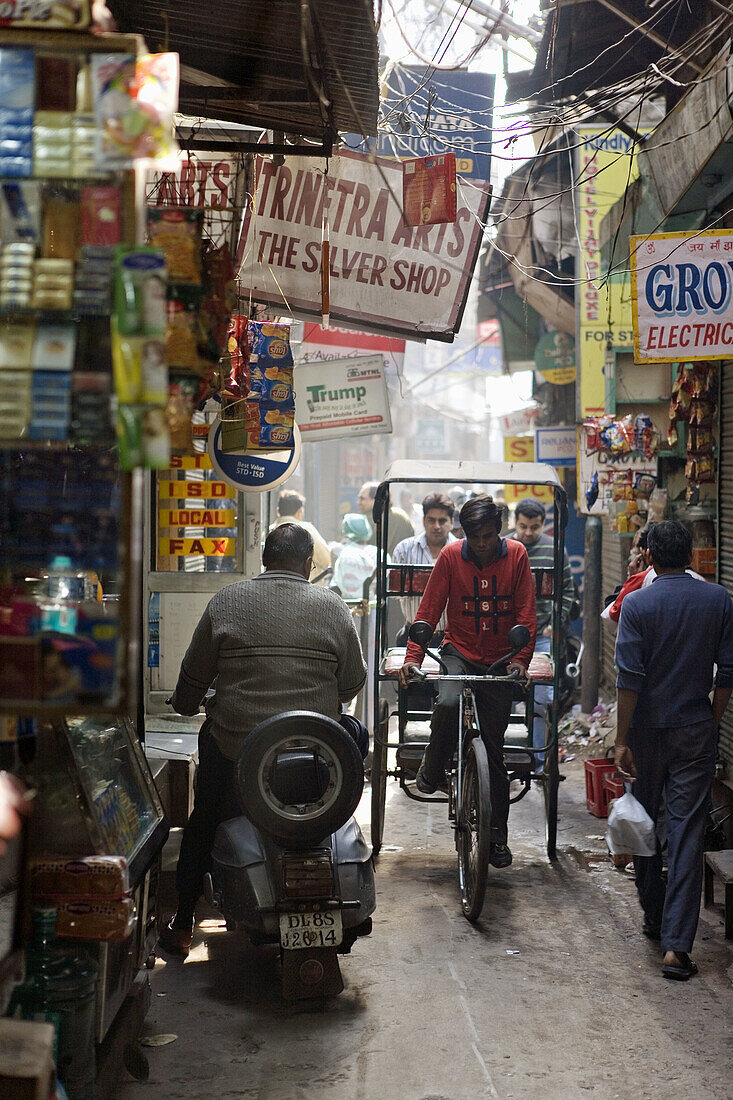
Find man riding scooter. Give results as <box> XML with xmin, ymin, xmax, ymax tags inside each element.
<box><xmin>160</xmin><ymin>523</ymin><xmax>368</xmax><ymax>957</ymax></box>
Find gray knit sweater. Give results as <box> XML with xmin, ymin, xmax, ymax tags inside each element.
<box><xmin>170</xmin><ymin>570</ymin><xmax>367</xmax><ymax>760</ymax></box>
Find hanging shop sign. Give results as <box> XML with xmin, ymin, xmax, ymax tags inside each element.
<box><xmin>503</xmin><ymin>436</ymin><xmax>553</xmax><ymax>503</ymax></box>
<box><xmin>403</xmin><ymin>153</ymin><xmax>457</xmax><ymax>227</ymax></box>
<box><xmin>146</xmin><ymin>151</ymin><xmax>239</xmax><ymax>246</ymax></box>
<box><xmin>236</xmin><ymin>151</ymin><xmax>491</xmax><ymax>343</ymax></box>
<box><xmin>416</xmin><ymin>417</ymin><xmax>448</xmax><ymax>456</ymax></box>
<box><xmin>371</xmin><ymin>66</ymin><xmax>494</xmax><ymax>182</ymax></box>
<box><xmin>299</xmin><ymin>322</ymin><xmax>405</xmax><ymax>375</ymax></box>
<box><xmin>535</xmin><ymin>426</ymin><xmax>577</xmax><ymax>467</ymax></box>
<box><xmin>207</xmin><ymin>422</ymin><xmax>301</xmax><ymax>493</ymax></box>
<box><xmin>534</xmin><ymin>332</ymin><xmax>576</xmax><ymax>384</ymax></box>
<box><xmin>630</xmin><ymin>230</ymin><xmax>733</xmax><ymax>363</ymax></box>
<box><xmin>577</xmin><ymin>127</ymin><xmax>647</xmax><ymax>417</ymax></box>
<box><xmin>498</xmin><ymin>405</ymin><xmax>540</xmax><ymax>435</ymax></box>
<box><xmin>0</xmin><ymin>0</ymin><xmax>90</xmax><ymax>28</ymax></box>
<box><xmin>294</xmin><ymin>354</ymin><xmax>392</xmax><ymax>441</ymax></box>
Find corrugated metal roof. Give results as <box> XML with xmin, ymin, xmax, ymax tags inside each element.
<box><xmin>109</xmin><ymin>0</ymin><xmax>379</xmax><ymax>140</ymax></box>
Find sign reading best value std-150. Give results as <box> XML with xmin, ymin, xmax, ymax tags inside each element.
<box><xmin>631</xmin><ymin>230</ymin><xmax>733</xmax><ymax>362</ymax></box>
<box><xmin>237</xmin><ymin>151</ymin><xmax>491</xmax><ymax>343</ymax></box>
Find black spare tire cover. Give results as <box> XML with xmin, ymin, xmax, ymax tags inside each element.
<box><xmin>235</xmin><ymin>712</ymin><xmax>365</xmax><ymax>847</ymax></box>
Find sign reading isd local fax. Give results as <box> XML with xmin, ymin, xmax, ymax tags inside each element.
<box><xmin>295</xmin><ymin>355</ymin><xmax>392</xmax><ymax>442</ymax></box>
<box><xmin>631</xmin><ymin>230</ymin><xmax>733</xmax><ymax>362</ymax></box>
<box><xmin>237</xmin><ymin>151</ymin><xmax>491</xmax><ymax>343</ymax></box>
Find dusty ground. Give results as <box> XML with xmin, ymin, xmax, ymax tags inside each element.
<box><xmin>116</xmin><ymin>758</ymin><xmax>733</xmax><ymax>1100</ymax></box>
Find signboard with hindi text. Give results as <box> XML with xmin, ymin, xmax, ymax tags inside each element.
<box><xmin>630</xmin><ymin>230</ymin><xmax>733</xmax><ymax>362</ymax></box>
<box><xmin>237</xmin><ymin>151</ymin><xmax>491</xmax><ymax>342</ymax></box>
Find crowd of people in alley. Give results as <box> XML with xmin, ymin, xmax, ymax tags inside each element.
<box><xmin>154</xmin><ymin>477</ymin><xmax>733</xmax><ymax>985</ymax></box>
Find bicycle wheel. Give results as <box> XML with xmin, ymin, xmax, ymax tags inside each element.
<box><xmin>544</xmin><ymin>750</ymin><xmax>559</xmax><ymax>861</ymax></box>
<box><xmin>457</xmin><ymin>736</ymin><xmax>491</xmax><ymax>922</ymax></box>
<box><xmin>370</xmin><ymin>697</ymin><xmax>389</xmax><ymax>855</ymax></box>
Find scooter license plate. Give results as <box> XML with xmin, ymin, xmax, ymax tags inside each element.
<box><xmin>279</xmin><ymin>910</ymin><xmax>343</xmax><ymax>950</ymax></box>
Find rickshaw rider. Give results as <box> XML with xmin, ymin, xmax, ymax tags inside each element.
<box><xmin>399</xmin><ymin>495</ymin><xmax>536</xmax><ymax>868</ymax></box>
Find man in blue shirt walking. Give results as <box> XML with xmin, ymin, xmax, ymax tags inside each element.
<box><xmin>615</xmin><ymin>521</ymin><xmax>733</xmax><ymax>980</ymax></box>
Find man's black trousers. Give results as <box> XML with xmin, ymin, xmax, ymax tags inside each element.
<box><xmin>421</xmin><ymin>643</ymin><xmax>514</xmax><ymax>843</ymax></box>
<box><xmin>628</xmin><ymin>719</ymin><xmax>716</xmax><ymax>954</ymax></box>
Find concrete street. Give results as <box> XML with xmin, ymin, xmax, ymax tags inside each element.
<box><xmin>117</xmin><ymin>759</ymin><xmax>733</xmax><ymax>1100</ymax></box>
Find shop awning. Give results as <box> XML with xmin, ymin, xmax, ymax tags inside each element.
<box><xmin>601</xmin><ymin>43</ymin><xmax>733</xmax><ymax>268</ymax></box>
<box><xmin>109</xmin><ymin>0</ymin><xmax>379</xmax><ymax>145</ymax></box>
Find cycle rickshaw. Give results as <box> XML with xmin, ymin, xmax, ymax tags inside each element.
<box><xmin>369</xmin><ymin>460</ymin><xmax>568</xmax><ymax>918</ymax></box>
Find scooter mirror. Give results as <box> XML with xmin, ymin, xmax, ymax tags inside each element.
<box><xmin>507</xmin><ymin>624</ymin><xmax>531</xmax><ymax>650</ymax></box>
<box><xmin>408</xmin><ymin>620</ymin><xmax>433</xmax><ymax>649</ymax></box>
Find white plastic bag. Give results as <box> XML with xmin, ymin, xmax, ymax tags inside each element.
<box><xmin>606</xmin><ymin>790</ymin><xmax>656</xmax><ymax>856</ymax></box>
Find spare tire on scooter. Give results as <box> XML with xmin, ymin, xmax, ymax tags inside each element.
<box><xmin>235</xmin><ymin>711</ymin><xmax>365</xmax><ymax>848</ymax></box>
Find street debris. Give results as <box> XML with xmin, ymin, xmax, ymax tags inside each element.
<box><xmin>559</xmin><ymin>700</ymin><xmax>616</xmax><ymax>761</ymax></box>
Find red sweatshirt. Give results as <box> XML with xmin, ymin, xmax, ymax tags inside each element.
<box><xmin>404</xmin><ymin>538</ymin><xmax>537</xmax><ymax>669</ymax></box>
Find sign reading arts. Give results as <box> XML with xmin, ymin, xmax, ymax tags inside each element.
<box><xmin>295</xmin><ymin>354</ymin><xmax>391</xmax><ymax>442</ymax></box>
<box><xmin>631</xmin><ymin>230</ymin><xmax>733</xmax><ymax>362</ymax></box>
<box><xmin>237</xmin><ymin>151</ymin><xmax>491</xmax><ymax>342</ymax></box>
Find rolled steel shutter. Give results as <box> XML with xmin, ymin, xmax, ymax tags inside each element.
<box><xmin>600</xmin><ymin>514</ymin><xmax>627</xmax><ymax>689</ymax></box>
<box><xmin>718</xmin><ymin>370</ymin><xmax>733</xmax><ymax>768</ymax></box>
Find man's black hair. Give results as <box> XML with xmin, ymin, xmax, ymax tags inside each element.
<box><xmin>277</xmin><ymin>490</ymin><xmax>305</xmax><ymax>517</ymax></box>
<box><xmin>515</xmin><ymin>498</ymin><xmax>546</xmax><ymax>522</ymax></box>
<box><xmin>262</xmin><ymin>522</ymin><xmax>314</xmax><ymax>570</ymax></box>
<box><xmin>422</xmin><ymin>491</ymin><xmax>454</xmax><ymax>519</ymax></box>
<box><xmin>459</xmin><ymin>494</ymin><xmax>503</xmax><ymax>536</ymax></box>
<box><xmin>647</xmin><ymin>520</ymin><xmax>692</xmax><ymax>570</ymax></box>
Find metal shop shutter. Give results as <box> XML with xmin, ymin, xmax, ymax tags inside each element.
<box><xmin>718</xmin><ymin>369</ymin><xmax>733</xmax><ymax>768</ymax></box>
<box><xmin>600</xmin><ymin>514</ymin><xmax>627</xmax><ymax>690</ymax></box>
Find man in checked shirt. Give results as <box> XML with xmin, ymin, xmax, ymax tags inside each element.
<box><xmin>392</xmin><ymin>492</ymin><xmax>458</xmax><ymax>643</ymax></box>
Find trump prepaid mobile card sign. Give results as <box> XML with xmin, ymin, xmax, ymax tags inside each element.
<box><xmin>295</xmin><ymin>355</ymin><xmax>392</xmax><ymax>442</ymax></box>
<box><xmin>237</xmin><ymin>151</ymin><xmax>491</xmax><ymax>342</ymax></box>
<box><xmin>631</xmin><ymin>230</ymin><xmax>733</xmax><ymax>362</ymax></box>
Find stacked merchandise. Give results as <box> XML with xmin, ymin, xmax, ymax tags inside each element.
<box><xmin>145</xmin><ymin>205</ymin><xmax>236</xmax><ymax>453</ymax></box>
<box><xmin>668</xmin><ymin>362</ymin><xmax>717</xmax><ymax>497</ymax></box>
<box><xmin>220</xmin><ymin>319</ymin><xmax>295</xmax><ymax>452</ymax></box>
<box><xmin>583</xmin><ymin>414</ymin><xmax>660</xmax><ymax>524</ymax></box>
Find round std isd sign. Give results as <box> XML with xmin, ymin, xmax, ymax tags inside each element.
<box><xmin>207</xmin><ymin>422</ymin><xmax>301</xmax><ymax>493</ymax></box>
<box><xmin>534</xmin><ymin>332</ymin><xmax>575</xmax><ymax>385</ymax></box>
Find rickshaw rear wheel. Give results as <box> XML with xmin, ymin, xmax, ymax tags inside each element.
<box><xmin>370</xmin><ymin>697</ymin><xmax>389</xmax><ymax>855</ymax></box>
<box><xmin>457</xmin><ymin>736</ymin><xmax>491</xmax><ymax>922</ymax></box>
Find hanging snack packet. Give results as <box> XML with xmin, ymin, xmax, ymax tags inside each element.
<box><xmin>225</xmin><ymin>315</ymin><xmax>250</xmax><ymax>400</ymax></box>
<box><xmin>114</xmin><ymin>246</ymin><xmax>167</xmax><ymax>335</ymax></box>
<box><xmin>249</xmin><ymin>363</ymin><xmax>294</xmax><ymax>404</ymax></box>
<box><xmin>147</xmin><ymin>207</ymin><xmax>203</xmax><ymax>285</ymax></box>
<box><xmin>92</xmin><ymin>53</ymin><xmax>179</xmax><ymax>168</ymax></box>
<box><xmin>248</xmin><ymin>320</ymin><xmax>293</xmax><ymax>367</ymax></box>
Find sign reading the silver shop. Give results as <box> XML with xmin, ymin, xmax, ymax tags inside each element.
<box><xmin>237</xmin><ymin>151</ymin><xmax>491</xmax><ymax>342</ymax></box>
<box><xmin>631</xmin><ymin>230</ymin><xmax>733</xmax><ymax>362</ymax></box>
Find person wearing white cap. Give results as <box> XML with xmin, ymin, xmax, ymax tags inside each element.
<box><xmin>331</xmin><ymin>514</ymin><xmax>378</xmax><ymax>600</ymax></box>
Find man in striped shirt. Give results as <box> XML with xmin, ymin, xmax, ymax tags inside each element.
<box><xmin>392</xmin><ymin>492</ymin><xmax>457</xmax><ymax>638</ymax></box>
<box><xmin>512</xmin><ymin>498</ymin><xmax>577</xmax><ymax>772</ymax></box>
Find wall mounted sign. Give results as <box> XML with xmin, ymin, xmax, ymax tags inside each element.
<box><xmin>207</xmin><ymin>422</ymin><xmax>301</xmax><ymax>493</ymax></box>
<box><xmin>631</xmin><ymin>229</ymin><xmax>733</xmax><ymax>362</ymax></box>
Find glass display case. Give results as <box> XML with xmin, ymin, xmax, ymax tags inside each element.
<box><xmin>27</xmin><ymin>717</ymin><xmax>168</xmax><ymax>1039</ymax></box>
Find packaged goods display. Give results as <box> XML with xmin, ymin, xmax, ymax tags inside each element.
<box><xmin>92</xmin><ymin>52</ymin><xmax>179</xmax><ymax>167</ymax></box>
<box><xmin>668</xmin><ymin>362</ymin><xmax>717</xmax><ymax>495</ymax></box>
<box><xmin>29</xmin><ymin>855</ymin><xmax>129</xmax><ymax>898</ymax></box>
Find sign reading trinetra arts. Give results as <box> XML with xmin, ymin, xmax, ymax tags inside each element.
<box><xmin>237</xmin><ymin>151</ymin><xmax>491</xmax><ymax>342</ymax></box>
<box><xmin>631</xmin><ymin>230</ymin><xmax>733</xmax><ymax>362</ymax></box>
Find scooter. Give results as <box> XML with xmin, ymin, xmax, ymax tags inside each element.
<box><xmin>203</xmin><ymin>711</ymin><xmax>376</xmax><ymax>1000</ymax></box>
